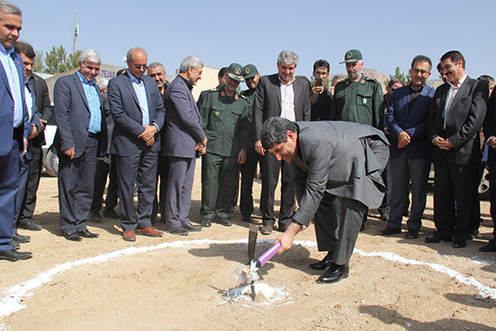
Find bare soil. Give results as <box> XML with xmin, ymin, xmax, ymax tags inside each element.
<box><xmin>1</xmin><ymin>165</ymin><xmax>495</xmax><ymax>330</ymax></box>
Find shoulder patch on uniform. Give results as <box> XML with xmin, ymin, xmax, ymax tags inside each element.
<box><xmin>365</xmin><ymin>76</ymin><xmax>379</xmax><ymax>83</ymax></box>
<box><xmin>239</xmin><ymin>94</ymin><xmax>247</xmax><ymax>100</ymax></box>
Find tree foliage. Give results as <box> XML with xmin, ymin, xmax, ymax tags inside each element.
<box><xmin>387</xmin><ymin>66</ymin><xmax>411</xmax><ymax>86</ymax></box>
<box><xmin>43</xmin><ymin>45</ymin><xmax>82</xmax><ymax>74</ymax></box>
<box><xmin>33</xmin><ymin>50</ymin><xmax>45</xmax><ymax>73</ymax></box>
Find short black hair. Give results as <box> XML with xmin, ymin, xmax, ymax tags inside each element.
<box><xmin>313</xmin><ymin>59</ymin><xmax>330</xmax><ymax>73</ymax></box>
<box><xmin>14</xmin><ymin>40</ymin><xmax>35</xmax><ymax>58</ymax></box>
<box><xmin>116</xmin><ymin>68</ymin><xmax>127</xmax><ymax>76</ymax></box>
<box><xmin>436</xmin><ymin>62</ymin><xmax>442</xmax><ymax>71</ymax></box>
<box><xmin>261</xmin><ymin>117</ymin><xmax>297</xmax><ymax>150</ymax></box>
<box><xmin>218</xmin><ymin>67</ymin><xmax>228</xmax><ymax>78</ymax></box>
<box><xmin>441</xmin><ymin>50</ymin><xmax>465</xmax><ymax>69</ymax></box>
<box><xmin>478</xmin><ymin>75</ymin><xmax>495</xmax><ymax>85</ymax></box>
<box><xmin>411</xmin><ymin>55</ymin><xmax>432</xmax><ymax>71</ymax></box>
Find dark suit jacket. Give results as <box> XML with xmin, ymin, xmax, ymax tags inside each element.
<box><xmin>108</xmin><ymin>72</ymin><xmax>165</xmax><ymax>157</ymax></box>
<box><xmin>0</xmin><ymin>51</ymin><xmax>29</xmax><ymax>156</ymax></box>
<box><xmin>386</xmin><ymin>84</ymin><xmax>435</xmax><ymax>159</ymax></box>
<box><xmin>53</xmin><ymin>72</ymin><xmax>107</xmax><ymax>158</ymax></box>
<box><xmin>29</xmin><ymin>73</ymin><xmax>51</xmax><ymax>147</ymax></box>
<box><xmin>253</xmin><ymin>74</ymin><xmax>311</xmax><ymax>141</ymax></box>
<box><xmin>426</xmin><ymin>77</ymin><xmax>488</xmax><ymax>165</ymax></box>
<box><xmin>24</xmin><ymin>80</ymin><xmax>41</xmax><ymax>161</ymax></box>
<box><xmin>291</xmin><ymin>121</ymin><xmax>389</xmax><ymax>227</ymax></box>
<box><xmin>484</xmin><ymin>89</ymin><xmax>496</xmax><ymax>161</ymax></box>
<box><xmin>162</xmin><ymin>75</ymin><xmax>205</xmax><ymax>159</ymax></box>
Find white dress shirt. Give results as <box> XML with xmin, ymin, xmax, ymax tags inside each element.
<box><xmin>279</xmin><ymin>76</ymin><xmax>295</xmax><ymax>121</ymax></box>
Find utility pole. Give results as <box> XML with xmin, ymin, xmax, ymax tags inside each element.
<box><xmin>73</xmin><ymin>9</ymin><xmax>79</xmax><ymax>53</ymax></box>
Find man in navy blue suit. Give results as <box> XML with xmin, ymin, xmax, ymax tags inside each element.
<box><xmin>108</xmin><ymin>48</ymin><xmax>165</xmax><ymax>242</ymax></box>
<box><xmin>0</xmin><ymin>1</ymin><xmax>32</xmax><ymax>261</ymax></box>
<box><xmin>381</xmin><ymin>55</ymin><xmax>435</xmax><ymax>239</ymax></box>
<box><xmin>53</xmin><ymin>49</ymin><xmax>107</xmax><ymax>241</ymax></box>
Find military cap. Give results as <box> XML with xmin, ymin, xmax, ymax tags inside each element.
<box><xmin>243</xmin><ymin>64</ymin><xmax>259</xmax><ymax>79</ymax></box>
<box><xmin>340</xmin><ymin>49</ymin><xmax>363</xmax><ymax>64</ymax></box>
<box><xmin>226</xmin><ymin>63</ymin><xmax>245</xmax><ymax>82</ymax></box>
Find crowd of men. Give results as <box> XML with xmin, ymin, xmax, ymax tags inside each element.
<box><xmin>1</xmin><ymin>1</ymin><xmax>496</xmax><ymax>284</ymax></box>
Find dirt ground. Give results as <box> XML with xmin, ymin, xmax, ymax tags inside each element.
<box><xmin>1</xmin><ymin>165</ymin><xmax>495</xmax><ymax>330</ymax></box>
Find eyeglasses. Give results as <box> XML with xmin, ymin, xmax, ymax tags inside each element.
<box><xmin>412</xmin><ymin>68</ymin><xmax>430</xmax><ymax>75</ymax></box>
<box><xmin>133</xmin><ymin>64</ymin><xmax>148</xmax><ymax>70</ymax></box>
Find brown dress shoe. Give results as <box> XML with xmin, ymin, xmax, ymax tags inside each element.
<box><xmin>123</xmin><ymin>230</ymin><xmax>136</xmax><ymax>242</ymax></box>
<box><xmin>136</xmin><ymin>227</ymin><xmax>163</xmax><ymax>237</ymax></box>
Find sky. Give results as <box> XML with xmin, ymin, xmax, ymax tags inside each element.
<box><xmin>14</xmin><ymin>0</ymin><xmax>495</xmax><ymax>86</ymax></box>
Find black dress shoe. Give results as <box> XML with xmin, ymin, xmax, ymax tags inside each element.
<box><xmin>17</xmin><ymin>219</ymin><xmax>42</xmax><ymax>231</ymax></box>
<box><xmin>216</xmin><ymin>217</ymin><xmax>232</xmax><ymax>227</ymax></box>
<box><xmin>479</xmin><ymin>240</ymin><xmax>496</xmax><ymax>252</ymax></box>
<box><xmin>102</xmin><ymin>209</ymin><xmax>120</xmax><ymax>219</ymax></box>
<box><xmin>78</xmin><ymin>229</ymin><xmax>99</xmax><ymax>238</ymax></box>
<box><xmin>360</xmin><ymin>222</ymin><xmax>365</xmax><ymax>232</ymax></box>
<box><xmin>183</xmin><ymin>223</ymin><xmax>202</xmax><ymax>232</ymax></box>
<box><xmin>10</xmin><ymin>240</ymin><xmax>20</xmax><ymax>250</ymax></box>
<box><xmin>425</xmin><ymin>233</ymin><xmax>452</xmax><ymax>243</ymax></box>
<box><xmin>63</xmin><ymin>232</ymin><xmax>82</xmax><ymax>242</ymax></box>
<box><xmin>169</xmin><ymin>226</ymin><xmax>188</xmax><ymax>236</ymax></box>
<box><xmin>317</xmin><ymin>263</ymin><xmax>349</xmax><ymax>284</ymax></box>
<box><xmin>0</xmin><ymin>249</ymin><xmax>32</xmax><ymax>262</ymax></box>
<box><xmin>241</xmin><ymin>215</ymin><xmax>253</xmax><ymax>223</ymax></box>
<box><xmin>13</xmin><ymin>233</ymin><xmax>31</xmax><ymax>243</ymax></box>
<box><xmin>86</xmin><ymin>212</ymin><xmax>103</xmax><ymax>222</ymax></box>
<box><xmin>202</xmin><ymin>218</ymin><xmax>212</xmax><ymax>227</ymax></box>
<box><xmin>405</xmin><ymin>229</ymin><xmax>419</xmax><ymax>239</ymax></box>
<box><xmin>453</xmin><ymin>239</ymin><xmax>467</xmax><ymax>248</ymax></box>
<box><xmin>469</xmin><ymin>230</ymin><xmax>480</xmax><ymax>240</ymax></box>
<box><xmin>378</xmin><ymin>226</ymin><xmax>402</xmax><ymax>236</ymax></box>
<box><xmin>309</xmin><ymin>251</ymin><xmax>334</xmax><ymax>270</ymax></box>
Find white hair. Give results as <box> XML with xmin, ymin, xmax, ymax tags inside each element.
<box><xmin>277</xmin><ymin>50</ymin><xmax>299</xmax><ymax>66</ymax></box>
<box><xmin>179</xmin><ymin>56</ymin><xmax>203</xmax><ymax>73</ymax></box>
<box><xmin>79</xmin><ymin>49</ymin><xmax>101</xmax><ymax>64</ymax></box>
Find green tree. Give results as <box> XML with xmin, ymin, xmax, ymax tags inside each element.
<box><xmin>33</xmin><ymin>50</ymin><xmax>45</xmax><ymax>73</ymax></box>
<box><xmin>44</xmin><ymin>45</ymin><xmax>82</xmax><ymax>74</ymax></box>
<box><xmin>387</xmin><ymin>66</ymin><xmax>411</xmax><ymax>86</ymax></box>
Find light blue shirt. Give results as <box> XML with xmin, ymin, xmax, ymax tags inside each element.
<box><xmin>128</xmin><ymin>72</ymin><xmax>149</xmax><ymax>126</ymax></box>
<box><xmin>77</xmin><ymin>71</ymin><xmax>101</xmax><ymax>133</ymax></box>
<box><xmin>0</xmin><ymin>44</ymin><xmax>23</xmax><ymax>127</ymax></box>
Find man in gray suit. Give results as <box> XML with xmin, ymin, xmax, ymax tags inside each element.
<box><xmin>261</xmin><ymin>117</ymin><xmax>389</xmax><ymax>284</ymax></box>
<box><xmin>53</xmin><ymin>49</ymin><xmax>107</xmax><ymax>241</ymax></box>
<box><xmin>163</xmin><ymin>56</ymin><xmax>206</xmax><ymax>236</ymax></box>
<box><xmin>253</xmin><ymin>50</ymin><xmax>311</xmax><ymax>235</ymax></box>
<box><xmin>108</xmin><ymin>47</ymin><xmax>165</xmax><ymax>242</ymax></box>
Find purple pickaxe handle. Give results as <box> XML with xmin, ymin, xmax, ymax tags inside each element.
<box><xmin>257</xmin><ymin>242</ymin><xmax>281</xmax><ymax>267</ymax></box>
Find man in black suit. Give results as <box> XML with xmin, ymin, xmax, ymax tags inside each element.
<box><xmin>481</xmin><ymin>86</ymin><xmax>496</xmax><ymax>252</ymax></box>
<box><xmin>53</xmin><ymin>49</ymin><xmax>107</xmax><ymax>241</ymax></box>
<box><xmin>147</xmin><ymin>62</ymin><xmax>169</xmax><ymax>225</ymax></box>
<box><xmin>253</xmin><ymin>50</ymin><xmax>311</xmax><ymax>235</ymax></box>
<box><xmin>108</xmin><ymin>48</ymin><xmax>165</xmax><ymax>242</ymax></box>
<box><xmin>14</xmin><ymin>40</ymin><xmax>51</xmax><ymax>232</ymax></box>
<box><xmin>425</xmin><ymin>50</ymin><xmax>488</xmax><ymax>248</ymax></box>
